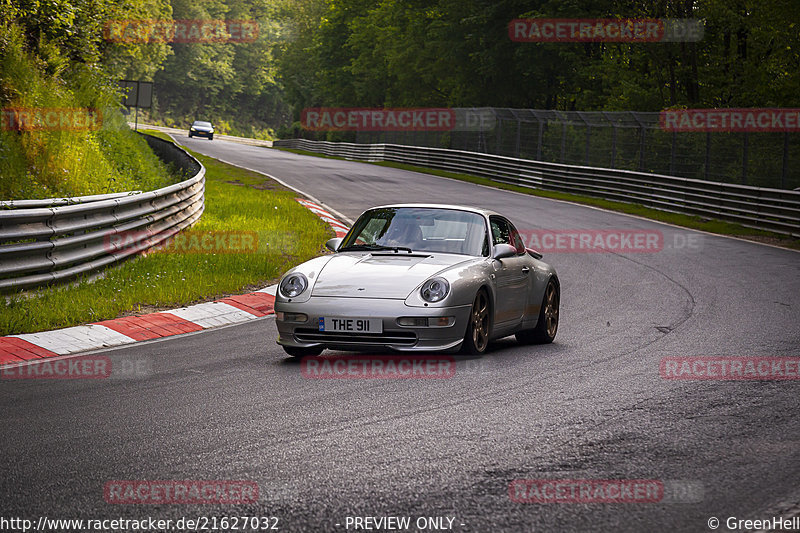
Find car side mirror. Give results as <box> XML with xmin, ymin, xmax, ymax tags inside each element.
<box><xmin>325</xmin><ymin>237</ymin><xmax>343</xmax><ymax>252</ymax></box>
<box><xmin>526</xmin><ymin>247</ymin><xmax>543</xmax><ymax>260</ymax></box>
<box><xmin>492</xmin><ymin>243</ymin><xmax>517</xmax><ymax>260</ymax></box>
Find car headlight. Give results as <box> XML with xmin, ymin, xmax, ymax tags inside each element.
<box><xmin>420</xmin><ymin>277</ymin><xmax>449</xmax><ymax>303</ymax></box>
<box><xmin>280</xmin><ymin>273</ymin><xmax>308</xmax><ymax>298</ymax></box>
<box><xmin>190</xmin><ymin>127</ymin><xmax>196</xmax><ymax>131</ymax></box>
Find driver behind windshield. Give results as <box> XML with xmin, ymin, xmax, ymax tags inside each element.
<box><xmin>377</xmin><ymin>218</ymin><xmax>424</xmax><ymax>249</ymax></box>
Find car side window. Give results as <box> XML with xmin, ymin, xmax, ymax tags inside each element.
<box><xmin>491</xmin><ymin>217</ymin><xmax>524</xmax><ymax>254</ymax></box>
<box><xmin>508</xmin><ymin>221</ymin><xmax>526</xmax><ymax>254</ymax></box>
<box><xmin>490</xmin><ymin>218</ymin><xmax>510</xmax><ymax>246</ymax></box>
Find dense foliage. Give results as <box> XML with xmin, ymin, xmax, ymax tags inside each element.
<box><xmin>2</xmin><ymin>0</ymin><xmax>798</xmax><ymax>145</ymax></box>
<box><xmin>277</xmin><ymin>0</ymin><xmax>800</xmax><ymax>116</ymax></box>
<box><xmin>0</xmin><ymin>19</ymin><xmax>172</xmax><ymax>199</ymax></box>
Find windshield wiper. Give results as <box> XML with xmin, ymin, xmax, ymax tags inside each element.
<box><xmin>338</xmin><ymin>244</ymin><xmax>413</xmax><ymax>253</ymax></box>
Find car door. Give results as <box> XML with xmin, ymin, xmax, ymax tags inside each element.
<box><xmin>490</xmin><ymin>216</ymin><xmax>530</xmax><ymax>327</ymax></box>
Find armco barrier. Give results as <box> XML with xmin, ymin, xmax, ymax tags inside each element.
<box><xmin>0</xmin><ymin>134</ymin><xmax>205</xmax><ymax>292</ymax></box>
<box><xmin>274</xmin><ymin>139</ymin><xmax>800</xmax><ymax>237</ymax></box>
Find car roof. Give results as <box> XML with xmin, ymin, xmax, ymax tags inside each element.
<box><xmin>369</xmin><ymin>203</ymin><xmax>501</xmax><ymax>219</ymax></box>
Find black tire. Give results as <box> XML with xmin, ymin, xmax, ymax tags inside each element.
<box><xmin>516</xmin><ymin>278</ymin><xmax>559</xmax><ymax>345</ymax></box>
<box><xmin>461</xmin><ymin>289</ymin><xmax>491</xmax><ymax>355</ymax></box>
<box><xmin>188</xmin><ymin>133</ymin><xmax>193</xmax><ymax>138</ymax></box>
<box><xmin>283</xmin><ymin>345</ymin><xmax>324</xmax><ymax>358</ymax></box>
<box><xmin>209</xmin><ymin>134</ymin><xmax>213</xmax><ymax>140</ymax></box>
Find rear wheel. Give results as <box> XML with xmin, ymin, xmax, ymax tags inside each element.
<box><xmin>462</xmin><ymin>289</ymin><xmax>490</xmax><ymax>355</ymax></box>
<box><xmin>516</xmin><ymin>278</ymin><xmax>559</xmax><ymax>345</ymax></box>
<box><xmin>283</xmin><ymin>345</ymin><xmax>324</xmax><ymax>358</ymax></box>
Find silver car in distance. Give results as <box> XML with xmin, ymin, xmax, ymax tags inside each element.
<box><xmin>275</xmin><ymin>204</ymin><xmax>559</xmax><ymax>357</ymax></box>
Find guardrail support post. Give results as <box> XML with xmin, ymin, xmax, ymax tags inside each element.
<box><xmin>742</xmin><ymin>132</ymin><xmax>749</xmax><ymax>185</ymax></box>
<box><xmin>670</xmin><ymin>131</ymin><xmax>677</xmax><ymax>175</ymax></box>
<box><xmin>783</xmin><ymin>132</ymin><xmax>789</xmax><ymax>189</ymax></box>
<box><xmin>638</xmin><ymin>127</ymin><xmax>646</xmax><ymax>172</ymax></box>
<box><xmin>537</xmin><ymin>120</ymin><xmax>544</xmax><ymax>161</ymax></box>
<box><xmin>496</xmin><ymin>118</ymin><xmax>503</xmax><ymax>155</ymax></box>
<box><xmin>610</xmin><ymin>124</ymin><xmax>617</xmax><ymax>169</ymax></box>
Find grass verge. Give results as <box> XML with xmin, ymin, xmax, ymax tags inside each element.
<box><xmin>0</xmin><ymin>133</ymin><xmax>332</xmax><ymax>336</ymax></box>
<box><xmin>0</xmin><ymin>23</ymin><xmax>174</xmax><ymax>199</ymax></box>
<box><xmin>274</xmin><ymin>147</ymin><xmax>800</xmax><ymax>250</ymax></box>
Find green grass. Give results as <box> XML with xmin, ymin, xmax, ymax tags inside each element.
<box><xmin>0</xmin><ymin>135</ymin><xmax>332</xmax><ymax>335</ymax></box>
<box><xmin>0</xmin><ymin>23</ymin><xmax>173</xmax><ymax>199</ymax></box>
<box><xmin>274</xmin><ymin>147</ymin><xmax>800</xmax><ymax>250</ymax></box>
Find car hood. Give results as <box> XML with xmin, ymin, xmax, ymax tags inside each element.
<box><xmin>311</xmin><ymin>252</ymin><xmax>471</xmax><ymax>299</ymax></box>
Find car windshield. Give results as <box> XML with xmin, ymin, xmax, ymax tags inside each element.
<box><xmin>339</xmin><ymin>207</ymin><xmax>488</xmax><ymax>256</ymax></box>
<box><xmin>193</xmin><ymin>121</ymin><xmax>212</xmax><ymax>127</ymax></box>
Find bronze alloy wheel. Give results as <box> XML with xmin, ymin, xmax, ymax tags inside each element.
<box><xmin>515</xmin><ymin>277</ymin><xmax>560</xmax><ymax>345</ymax></box>
<box><xmin>544</xmin><ymin>281</ymin><xmax>559</xmax><ymax>339</ymax></box>
<box><xmin>469</xmin><ymin>290</ymin><xmax>490</xmax><ymax>353</ymax></box>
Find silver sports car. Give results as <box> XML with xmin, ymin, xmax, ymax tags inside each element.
<box><xmin>275</xmin><ymin>204</ymin><xmax>559</xmax><ymax>357</ymax></box>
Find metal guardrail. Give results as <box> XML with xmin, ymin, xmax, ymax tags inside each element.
<box><xmin>0</xmin><ymin>134</ymin><xmax>205</xmax><ymax>292</ymax></box>
<box><xmin>274</xmin><ymin>138</ymin><xmax>800</xmax><ymax>237</ymax></box>
<box><xmin>350</xmin><ymin>108</ymin><xmax>800</xmax><ymax>190</ymax></box>
<box><xmin>0</xmin><ymin>192</ymin><xmax>143</xmax><ymax>210</ymax></box>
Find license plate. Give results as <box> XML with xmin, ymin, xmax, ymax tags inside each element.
<box><xmin>319</xmin><ymin>317</ymin><xmax>383</xmax><ymax>333</ymax></box>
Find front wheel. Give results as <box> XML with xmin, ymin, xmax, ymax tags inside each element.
<box><xmin>208</xmin><ymin>134</ymin><xmax>214</xmax><ymax>140</ymax></box>
<box><xmin>516</xmin><ymin>278</ymin><xmax>559</xmax><ymax>345</ymax></box>
<box><xmin>461</xmin><ymin>289</ymin><xmax>490</xmax><ymax>355</ymax></box>
<box><xmin>283</xmin><ymin>345</ymin><xmax>324</xmax><ymax>358</ymax></box>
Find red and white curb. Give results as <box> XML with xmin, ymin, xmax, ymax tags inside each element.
<box><xmin>0</xmin><ymin>199</ymin><xmax>348</xmax><ymax>366</ymax></box>
<box><xmin>295</xmin><ymin>198</ymin><xmax>349</xmax><ymax>237</ymax></box>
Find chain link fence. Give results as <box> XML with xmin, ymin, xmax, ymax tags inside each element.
<box><xmin>334</xmin><ymin>108</ymin><xmax>800</xmax><ymax>190</ymax></box>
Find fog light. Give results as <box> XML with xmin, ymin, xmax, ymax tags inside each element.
<box><xmin>397</xmin><ymin>317</ymin><xmax>428</xmax><ymax>327</ymax></box>
<box><xmin>430</xmin><ymin>316</ymin><xmax>455</xmax><ymax>327</ymax></box>
<box><xmin>280</xmin><ymin>312</ymin><xmax>308</xmax><ymax>323</ymax></box>
<box><xmin>397</xmin><ymin>316</ymin><xmax>455</xmax><ymax>327</ymax></box>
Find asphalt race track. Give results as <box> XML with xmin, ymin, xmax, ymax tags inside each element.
<box><xmin>2</xmin><ymin>136</ymin><xmax>799</xmax><ymax>532</ymax></box>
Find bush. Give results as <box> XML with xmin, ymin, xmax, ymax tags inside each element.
<box><xmin>0</xmin><ymin>23</ymin><xmax>174</xmax><ymax>200</ymax></box>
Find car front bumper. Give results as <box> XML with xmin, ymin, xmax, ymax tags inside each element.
<box><xmin>275</xmin><ymin>296</ymin><xmax>472</xmax><ymax>352</ymax></box>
